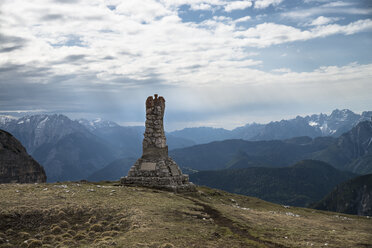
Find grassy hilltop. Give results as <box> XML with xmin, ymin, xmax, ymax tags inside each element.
<box><xmin>0</xmin><ymin>182</ymin><xmax>371</xmax><ymax>248</ymax></box>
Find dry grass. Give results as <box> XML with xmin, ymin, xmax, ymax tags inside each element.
<box><xmin>0</xmin><ymin>182</ymin><xmax>371</xmax><ymax>248</ymax></box>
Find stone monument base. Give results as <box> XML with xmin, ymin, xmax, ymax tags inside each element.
<box><xmin>120</xmin><ymin>175</ymin><xmax>196</xmax><ymax>192</ymax></box>
<box><xmin>121</xmin><ymin>156</ymin><xmax>197</xmax><ymax>192</ymax></box>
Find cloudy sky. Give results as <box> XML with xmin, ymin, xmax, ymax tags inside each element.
<box><xmin>0</xmin><ymin>0</ymin><xmax>371</xmax><ymax>130</ymax></box>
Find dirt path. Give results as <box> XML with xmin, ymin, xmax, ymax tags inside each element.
<box><xmin>184</xmin><ymin>196</ymin><xmax>289</xmax><ymax>248</ymax></box>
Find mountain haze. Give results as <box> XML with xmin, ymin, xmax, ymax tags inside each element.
<box><xmin>0</xmin><ymin>115</ymin><xmax>119</xmax><ymax>181</ymax></box>
<box><xmin>87</xmin><ymin>157</ymin><xmax>136</xmax><ymax>182</ymax></box>
<box><xmin>0</xmin><ymin>114</ymin><xmax>196</xmax><ymax>182</ymax></box>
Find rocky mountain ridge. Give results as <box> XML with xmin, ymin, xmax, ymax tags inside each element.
<box><xmin>0</xmin><ymin>129</ymin><xmax>46</xmax><ymax>183</ymax></box>
<box><xmin>0</xmin><ymin>114</ymin><xmax>119</xmax><ymax>182</ymax></box>
<box><xmin>170</xmin><ymin>109</ymin><xmax>372</xmax><ymax>143</ymax></box>
<box><xmin>0</xmin><ymin>114</ymin><xmax>195</xmax><ymax>182</ymax></box>
<box><xmin>314</xmin><ymin>120</ymin><xmax>372</xmax><ymax>174</ymax></box>
<box><xmin>2</xmin><ymin>109</ymin><xmax>370</xmax><ymax>146</ymax></box>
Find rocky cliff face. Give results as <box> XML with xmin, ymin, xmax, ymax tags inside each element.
<box><xmin>0</xmin><ymin>129</ymin><xmax>46</xmax><ymax>183</ymax></box>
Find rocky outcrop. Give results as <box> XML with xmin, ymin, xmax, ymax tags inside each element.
<box><xmin>0</xmin><ymin>129</ymin><xmax>46</xmax><ymax>183</ymax></box>
<box><xmin>313</xmin><ymin>174</ymin><xmax>372</xmax><ymax>216</ymax></box>
<box><xmin>121</xmin><ymin>94</ymin><xmax>196</xmax><ymax>192</ymax></box>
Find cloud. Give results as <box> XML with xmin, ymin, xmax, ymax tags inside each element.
<box><xmin>0</xmin><ymin>34</ymin><xmax>27</xmax><ymax>53</ymax></box>
<box><xmin>322</xmin><ymin>1</ymin><xmax>354</xmax><ymax>8</ymax></box>
<box><xmin>0</xmin><ymin>0</ymin><xmax>371</xmax><ymax>128</ymax></box>
<box><xmin>224</xmin><ymin>1</ymin><xmax>252</xmax><ymax>12</ymax></box>
<box><xmin>41</xmin><ymin>14</ymin><xmax>65</xmax><ymax>21</ymax></box>
<box><xmin>114</xmin><ymin>0</ymin><xmax>171</xmax><ymax>23</ymax></box>
<box><xmin>306</xmin><ymin>16</ymin><xmax>340</xmax><ymax>26</ymax></box>
<box><xmin>234</xmin><ymin>16</ymin><xmax>251</xmax><ymax>23</ymax></box>
<box><xmin>272</xmin><ymin>68</ymin><xmax>291</xmax><ymax>73</ymax></box>
<box><xmin>190</xmin><ymin>3</ymin><xmax>213</xmax><ymax>10</ymax></box>
<box><xmin>254</xmin><ymin>0</ymin><xmax>283</xmax><ymax>9</ymax></box>
<box><xmin>282</xmin><ymin>3</ymin><xmax>372</xmax><ymax>19</ymax></box>
<box><xmin>234</xmin><ymin>19</ymin><xmax>372</xmax><ymax>47</ymax></box>
<box><xmin>64</xmin><ymin>54</ymin><xmax>87</xmax><ymax>61</ymax></box>
<box><xmin>0</xmin><ymin>45</ymin><xmax>24</xmax><ymax>53</ymax></box>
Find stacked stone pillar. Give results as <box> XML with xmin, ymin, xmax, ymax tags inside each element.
<box><xmin>121</xmin><ymin>94</ymin><xmax>196</xmax><ymax>192</ymax></box>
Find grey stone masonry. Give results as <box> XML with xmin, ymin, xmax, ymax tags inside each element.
<box><xmin>121</xmin><ymin>94</ymin><xmax>196</xmax><ymax>192</ymax></box>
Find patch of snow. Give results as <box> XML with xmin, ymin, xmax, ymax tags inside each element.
<box><xmin>0</xmin><ymin>115</ymin><xmax>17</xmax><ymax>125</ymax></box>
<box><xmin>320</xmin><ymin>123</ymin><xmax>330</xmax><ymax>135</ymax></box>
<box><xmin>367</xmin><ymin>137</ymin><xmax>372</xmax><ymax>148</ymax></box>
<box><xmin>17</xmin><ymin>120</ymin><xmax>24</xmax><ymax>124</ymax></box>
<box><xmin>308</xmin><ymin>121</ymin><xmax>318</xmax><ymax>127</ymax></box>
<box><xmin>35</xmin><ymin>116</ymin><xmax>49</xmax><ymax>138</ymax></box>
<box><xmin>39</xmin><ymin>116</ymin><xmax>49</xmax><ymax>126</ymax></box>
<box><xmin>93</xmin><ymin>118</ymin><xmax>102</xmax><ymax>123</ymax></box>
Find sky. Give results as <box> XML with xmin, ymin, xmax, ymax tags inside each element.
<box><xmin>0</xmin><ymin>0</ymin><xmax>371</xmax><ymax>131</ymax></box>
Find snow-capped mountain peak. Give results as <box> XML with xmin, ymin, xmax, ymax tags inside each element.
<box><xmin>77</xmin><ymin>118</ymin><xmax>119</xmax><ymax>131</ymax></box>
<box><xmin>0</xmin><ymin>115</ymin><xmax>18</xmax><ymax>125</ymax></box>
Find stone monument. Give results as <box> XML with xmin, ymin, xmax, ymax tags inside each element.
<box><xmin>120</xmin><ymin>94</ymin><xmax>196</xmax><ymax>192</ymax></box>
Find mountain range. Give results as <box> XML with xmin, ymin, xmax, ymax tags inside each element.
<box><xmin>0</xmin><ymin>114</ymin><xmax>194</xmax><ymax>181</ymax></box>
<box><xmin>0</xmin><ymin>109</ymin><xmax>371</xmax><ymax>182</ymax></box>
<box><xmin>0</xmin><ymin>114</ymin><xmax>117</xmax><ymax>181</ymax></box>
<box><xmin>170</xmin><ymin>120</ymin><xmax>372</xmax><ymax>175</ymax></box>
<box><xmin>170</xmin><ymin>109</ymin><xmax>372</xmax><ymax>144</ymax></box>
